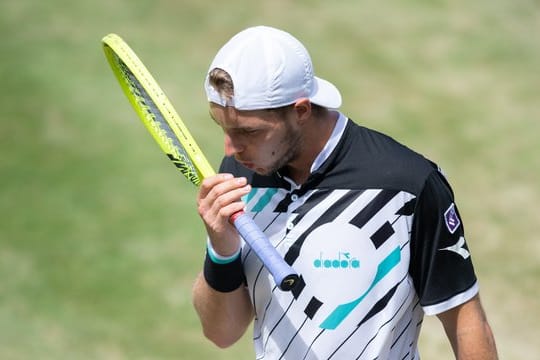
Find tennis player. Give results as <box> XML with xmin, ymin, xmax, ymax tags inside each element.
<box><xmin>192</xmin><ymin>26</ymin><xmax>498</xmax><ymax>359</ymax></box>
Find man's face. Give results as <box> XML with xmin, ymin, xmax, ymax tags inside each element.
<box><xmin>209</xmin><ymin>103</ymin><xmax>303</xmax><ymax>176</ymax></box>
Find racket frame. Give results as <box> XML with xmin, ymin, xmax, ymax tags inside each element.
<box><xmin>102</xmin><ymin>33</ymin><xmax>299</xmax><ymax>291</ymax></box>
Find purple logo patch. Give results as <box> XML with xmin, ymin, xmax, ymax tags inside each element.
<box><xmin>444</xmin><ymin>203</ymin><xmax>461</xmax><ymax>234</ymax></box>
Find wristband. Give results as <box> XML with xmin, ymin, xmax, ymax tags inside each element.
<box><xmin>203</xmin><ymin>251</ymin><xmax>245</xmax><ymax>292</ymax></box>
<box><xmin>206</xmin><ymin>239</ymin><xmax>241</xmax><ymax>264</ymax></box>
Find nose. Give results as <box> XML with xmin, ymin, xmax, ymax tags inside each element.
<box><xmin>224</xmin><ymin>134</ymin><xmax>244</xmax><ymax>157</ymax></box>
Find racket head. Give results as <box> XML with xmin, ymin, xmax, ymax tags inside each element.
<box><xmin>102</xmin><ymin>33</ymin><xmax>215</xmax><ymax>186</ymax></box>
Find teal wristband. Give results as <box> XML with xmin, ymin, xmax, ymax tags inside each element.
<box><xmin>206</xmin><ymin>240</ymin><xmax>241</xmax><ymax>264</ymax></box>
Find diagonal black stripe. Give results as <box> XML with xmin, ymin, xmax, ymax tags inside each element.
<box><xmin>274</xmin><ymin>186</ymin><xmax>320</xmax><ymax>213</ymax></box>
<box><xmin>253</xmin><ymin>286</ymin><xmax>279</xmax><ymax>342</ymax></box>
<box><xmin>289</xmin><ymin>190</ymin><xmax>332</xmax><ymax>224</ymax></box>
<box><xmin>274</xmin><ymin>193</ymin><xmax>295</xmax><ymax>213</ymax></box>
<box><xmin>304</xmin><ymin>296</ymin><xmax>323</xmax><ymax>319</ymax></box>
<box><xmin>291</xmin><ymin>276</ymin><xmax>306</xmax><ymax>299</ymax></box>
<box><xmin>283</xmin><ymin>190</ymin><xmax>332</xmax><ymax>235</ymax></box>
<box><xmin>353</xmin><ymin>279</ymin><xmax>412</xmax><ymax>359</ymax></box>
<box><xmin>247</xmin><ymin>212</ymin><xmax>285</xmax><ymax>316</ymax></box>
<box><xmin>392</xmin><ymin>317</ymin><xmax>413</xmax><ymax>350</ymax></box>
<box><xmin>349</xmin><ymin>189</ymin><xmax>399</xmax><ymax>229</ymax></box>
<box><xmin>400</xmin><ymin>351</ymin><xmax>411</xmax><ymax>360</ymax></box>
<box><xmin>327</xmin><ymin>274</ymin><xmax>409</xmax><ymax>360</ymax></box>
<box><xmin>301</xmin><ymin>328</ymin><xmax>325</xmax><ymax>360</ymax></box>
<box><xmin>284</xmin><ymin>190</ymin><xmax>364</xmax><ymax>265</ymax></box>
<box><xmin>262</xmin><ymin>297</ymin><xmax>296</xmax><ymax>354</ymax></box>
<box><xmin>278</xmin><ymin>316</ymin><xmax>309</xmax><ymax>360</ymax></box>
<box><xmin>396</xmin><ymin>197</ymin><xmax>416</xmax><ymax>216</ymax></box>
<box><xmin>358</xmin><ymin>284</ymin><xmax>399</xmax><ymax>326</ymax></box>
<box><xmin>370</xmin><ymin>221</ymin><xmax>395</xmax><ymax>249</ymax></box>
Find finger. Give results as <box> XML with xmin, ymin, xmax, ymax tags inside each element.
<box><xmin>198</xmin><ymin>176</ymin><xmax>250</xmax><ymax>223</ymax></box>
<box><xmin>201</xmin><ymin>180</ymin><xmax>250</xmax><ymax>220</ymax></box>
<box><xmin>214</xmin><ymin>183</ymin><xmax>251</xmax><ymax>219</ymax></box>
<box><xmin>203</xmin><ymin>176</ymin><xmax>249</xmax><ymax>207</ymax></box>
<box><xmin>198</xmin><ymin>173</ymin><xmax>234</xmax><ymax>201</ymax></box>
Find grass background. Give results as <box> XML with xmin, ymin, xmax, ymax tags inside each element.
<box><xmin>1</xmin><ymin>0</ymin><xmax>538</xmax><ymax>358</ymax></box>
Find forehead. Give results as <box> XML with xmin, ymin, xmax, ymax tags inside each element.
<box><xmin>209</xmin><ymin>103</ymin><xmax>280</xmax><ymax>129</ymax></box>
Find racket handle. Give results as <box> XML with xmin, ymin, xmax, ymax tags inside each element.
<box><xmin>230</xmin><ymin>212</ymin><xmax>299</xmax><ymax>291</ymax></box>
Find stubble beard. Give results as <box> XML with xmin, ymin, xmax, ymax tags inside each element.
<box><xmin>258</xmin><ymin>126</ymin><xmax>303</xmax><ymax>177</ymax></box>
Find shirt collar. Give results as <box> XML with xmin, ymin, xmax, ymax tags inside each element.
<box><xmin>310</xmin><ymin>111</ymin><xmax>348</xmax><ymax>173</ymax></box>
<box><xmin>280</xmin><ymin>111</ymin><xmax>348</xmax><ymax>189</ymax></box>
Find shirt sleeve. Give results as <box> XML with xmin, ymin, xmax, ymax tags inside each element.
<box><xmin>409</xmin><ymin>169</ymin><xmax>478</xmax><ymax>315</ymax></box>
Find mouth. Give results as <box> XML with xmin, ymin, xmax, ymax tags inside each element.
<box><xmin>239</xmin><ymin>161</ymin><xmax>255</xmax><ymax>170</ymax></box>
<box><xmin>237</xmin><ymin>159</ymin><xmax>266</xmax><ymax>173</ymax></box>
<box><xmin>236</xmin><ymin>157</ymin><xmax>270</xmax><ymax>174</ymax></box>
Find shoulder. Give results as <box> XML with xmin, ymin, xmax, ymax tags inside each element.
<box><xmin>318</xmin><ymin>120</ymin><xmax>438</xmax><ymax>195</ymax></box>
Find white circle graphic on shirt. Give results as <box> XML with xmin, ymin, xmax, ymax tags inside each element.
<box><xmin>297</xmin><ymin>222</ymin><xmax>378</xmax><ymax>305</ymax></box>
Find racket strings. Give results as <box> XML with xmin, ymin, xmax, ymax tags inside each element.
<box><xmin>115</xmin><ymin>56</ymin><xmax>201</xmax><ymax>185</ymax></box>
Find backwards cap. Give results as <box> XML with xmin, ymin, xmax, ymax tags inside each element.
<box><xmin>205</xmin><ymin>26</ymin><xmax>342</xmax><ymax>110</ymax></box>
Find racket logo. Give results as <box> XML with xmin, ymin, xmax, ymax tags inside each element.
<box><xmin>284</xmin><ymin>278</ymin><xmax>296</xmax><ymax>287</ymax></box>
<box><xmin>116</xmin><ymin>59</ymin><xmax>201</xmax><ymax>186</ymax></box>
<box><xmin>166</xmin><ymin>153</ymin><xmax>200</xmax><ymax>185</ymax></box>
<box><xmin>281</xmin><ymin>276</ymin><xmax>298</xmax><ymax>291</ymax></box>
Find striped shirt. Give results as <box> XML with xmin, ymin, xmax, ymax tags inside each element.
<box><xmin>220</xmin><ymin>113</ymin><xmax>478</xmax><ymax>359</ymax></box>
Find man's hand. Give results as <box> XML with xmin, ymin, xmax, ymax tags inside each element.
<box><xmin>197</xmin><ymin>173</ymin><xmax>251</xmax><ymax>256</ymax></box>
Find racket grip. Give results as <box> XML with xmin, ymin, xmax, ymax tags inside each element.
<box><xmin>231</xmin><ymin>212</ymin><xmax>299</xmax><ymax>291</ymax></box>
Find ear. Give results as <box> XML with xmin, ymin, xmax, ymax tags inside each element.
<box><xmin>293</xmin><ymin>98</ymin><xmax>312</xmax><ymax>124</ymax></box>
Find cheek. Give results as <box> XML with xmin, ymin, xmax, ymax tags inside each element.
<box><xmin>258</xmin><ymin>144</ymin><xmax>277</xmax><ymax>160</ymax></box>
<box><xmin>254</xmin><ymin>136</ymin><xmax>279</xmax><ymax>158</ymax></box>
<box><xmin>268</xmin><ymin>139</ymin><xmax>289</xmax><ymax>158</ymax></box>
<box><xmin>255</xmin><ymin>125</ymin><xmax>297</xmax><ymax>161</ymax></box>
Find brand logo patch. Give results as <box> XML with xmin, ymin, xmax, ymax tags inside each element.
<box><xmin>444</xmin><ymin>203</ymin><xmax>461</xmax><ymax>234</ymax></box>
<box><xmin>313</xmin><ymin>252</ymin><xmax>360</xmax><ymax>269</ymax></box>
<box><xmin>440</xmin><ymin>236</ymin><xmax>470</xmax><ymax>259</ymax></box>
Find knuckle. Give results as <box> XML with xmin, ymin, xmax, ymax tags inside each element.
<box><xmin>214</xmin><ymin>196</ymin><xmax>227</xmax><ymax>209</ymax></box>
<box><xmin>197</xmin><ymin>203</ymin><xmax>205</xmax><ymax>216</ymax></box>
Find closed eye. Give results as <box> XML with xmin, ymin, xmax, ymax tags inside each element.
<box><xmin>240</xmin><ymin>128</ymin><xmax>259</xmax><ymax>135</ymax></box>
<box><xmin>228</xmin><ymin>127</ymin><xmax>260</xmax><ymax>136</ymax></box>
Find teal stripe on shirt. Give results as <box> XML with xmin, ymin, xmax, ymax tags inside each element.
<box><xmin>251</xmin><ymin>188</ymin><xmax>279</xmax><ymax>212</ymax></box>
<box><xmin>319</xmin><ymin>246</ymin><xmax>402</xmax><ymax>330</ymax></box>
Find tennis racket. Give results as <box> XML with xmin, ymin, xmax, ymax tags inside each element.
<box><xmin>102</xmin><ymin>33</ymin><xmax>298</xmax><ymax>291</ymax></box>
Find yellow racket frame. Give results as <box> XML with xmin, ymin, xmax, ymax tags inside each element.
<box><xmin>102</xmin><ymin>33</ymin><xmax>215</xmax><ymax>185</ymax></box>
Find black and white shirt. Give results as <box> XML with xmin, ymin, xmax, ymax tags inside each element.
<box><xmin>219</xmin><ymin>113</ymin><xmax>478</xmax><ymax>359</ymax></box>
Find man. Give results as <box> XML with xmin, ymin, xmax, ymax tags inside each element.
<box><xmin>192</xmin><ymin>25</ymin><xmax>498</xmax><ymax>359</ymax></box>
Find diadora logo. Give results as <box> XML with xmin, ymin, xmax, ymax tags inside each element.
<box><xmin>313</xmin><ymin>252</ymin><xmax>360</xmax><ymax>269</ymax></box>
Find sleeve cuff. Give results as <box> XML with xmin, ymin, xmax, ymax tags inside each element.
<box><xmin>422</xmin><ymin>281</ymin><xmax>479</xmax><ymax>316</ymax></box>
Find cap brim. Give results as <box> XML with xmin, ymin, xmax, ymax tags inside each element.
<box><xmin>309</xmin><ymin>76</ymin><xmax>342</xmax><ymax>109</ymax></box>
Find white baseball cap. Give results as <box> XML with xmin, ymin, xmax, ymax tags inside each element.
<box><xmin>205</xmin><ymin>26</ymin><xmax>342</xmax><ymax>110</ymax></box>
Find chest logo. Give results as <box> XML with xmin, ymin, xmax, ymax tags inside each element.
<box><xmin>313</xmin><ymin>252</ymin><xmax>360</xmax><ymax>269</ymax></box>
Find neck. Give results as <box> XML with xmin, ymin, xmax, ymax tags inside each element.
<box><xmin>285</xmin><ymin>111</ymin><xmax>339</xmax><ymax>185</ymax></box>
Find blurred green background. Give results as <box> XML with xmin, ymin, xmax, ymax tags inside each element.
<box><xmin>1</xmin><ymin>0</ymin><xmax>538</xmax><ymax>358</ymax></box>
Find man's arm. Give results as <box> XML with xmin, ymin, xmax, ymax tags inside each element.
<box><xmin>437</xmin><ymin>294</ymin><xmax>498</xmax><ymax>359</ymax></box>
<box><xmin>192</xmin><ymin>272</ymin><xmax>254</xmax><ymax>348</ymax></box>
<box><xmin>192</xmin><ymin>174</ymin><xmax>255</xmax><ymax>348</ymax></box>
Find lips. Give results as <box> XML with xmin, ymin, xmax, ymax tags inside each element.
<box><xmin>239</xmin><ymin>161</ymin><xmax>255</xmax><ymax>170</ymax></box>
<box><xmin>237</xmin><ymin>158</ymin><xmax>260</xmax><ymax>171</ymax></box>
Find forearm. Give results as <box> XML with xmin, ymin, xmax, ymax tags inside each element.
<box><xmin>192</xmin><ymin>272</ymin><xmax>254</xmax><ymax>348</ymax></box>
<box><xmin>452</xmin><ymin>319</ymin><xmax>497</xmax><ymax>359</ymax></box>
<box><xmin>193</xmin><ymin>174</ymin><xmax>255</xmax><ymax>347</ymax></box>
<box><xmin>438</xmin><ymin>295</ymin><xmax>498</xmax><ymax>359</ymax></box>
